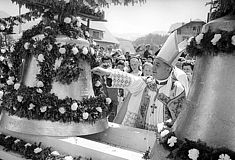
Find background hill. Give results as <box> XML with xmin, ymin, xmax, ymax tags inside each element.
<box><xmin>133</xmin><ymin>33</ymin><xmax>169</xmax><ymax>53</ymax></box>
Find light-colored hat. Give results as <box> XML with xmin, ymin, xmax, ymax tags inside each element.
<box><xmin>156</xmin><ymin>31</ymin><xmax>187</xmax><ymax>67</ymax></box>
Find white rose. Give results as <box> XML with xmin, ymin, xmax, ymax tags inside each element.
<box><xmin>93</xmin><ymin>41</ymin><xmax>97</xmax><ymax>46</ymax></box>
<box><xmin>21</xmin><ymin>18</ymin><xmax>26</xmax><ymax>23</ymax></box>
<box><xmin>64</xmin><ymin>0</ymin><xmax>70</xmax><ymax>3</ymax></box>
<box><xmin>77</xmin><ymin>21</ymin><xmax>81</xmax><ymax>27</ymax></box>
<box><xmin>71</xmin><ymin>102</ymin><xmax>79</xmax><ymax>111</ymax></box>
<box><xmin>51</xmin><ymin>151</ymin><xmax>60</xmax><ymax>156</ymax></box>
<box><xmin>106</xmin><ymin>97</ymin><xmax>112</xmax><ymax>104</ymax></box>
<box><xmin>96</xmin><ymin>107</ymin><xmax>102</xmax><ymax>113</ymax></box>
<box><xmin>34</xmin><ymin>147</ymin><xmax>43</xmax><ymax>154</ymax></box>
<box><xmin>94</xmin><ymin>7</ymin><xmax>99</xmax><ymax>13</ymax></box>
<box><xmin>28</xmin><ymin>103</ymin><xmax>35</xmax><ymax>110</ymax></box>
<box><xmin>195</xmin><ymin>33</ymin><xmax>204</xmax><ymax>44</ymax></box>
<box><xmin>157</xmin><ymin>122</ymin><xmax>165</xmax><ymax>133</ymax></box>
<box><xmin>64</xmin><ymin>156</ymin><xmax>73</xmax><ymax>160</ymax></box>
<box><xmin>1</xmin><ymin>48</ymin><xmax>6</xmax><ymax>53</ymax></box>
<box><xmin>0</xmin><ymin>90</ymin><xmax>4</xmax><ymax>99</ymax></box>
<box><xmin>36</xmin><ymin>88</ymin><xmax>43</xmax><ymax>93</ymax></box>
<box><xmin>59</xmin><ymin>107</ymin><xmax>66</xmax><ymax>114</ymax></box>
<box><xmin>231</xmin><ymin>35</ymin><xmax>235</xmax><ymax>46</ymax></box>
<box><xmin>82</xmin><ymin>112</ymin><xmax>89</xmax><ymax>119</ymax></box>
<box><xmin>10</xmin><ymin>46</ymin><xmax>15</xmax><ymax>52</ymax></box>
<box><xmin>211</xmin><ymin>34</ymin><xmax>222</xmax><ymax>45</ymax></box>
<box><xmin>47</xmin><ymin>44</ymin><xmax>53</xmax><ymax>51</ymax></box>
<box><xmin>8</xmin><ymin>61</ymin><xmax>13</xmax><ymax>68</ymax></box>
<box><xmin>14</xmin><ymin>139</ymin><xmax>21</xmax><ymax>144</ymax></box>
<box><xmin>95</xmin><ymin>81</ymin><xmax>101</xmax><ymax>87</ymax></box>
<box><xmin>218</xmin><ymin>154</ymin><xmax>231</xmax><ymax>160</ymax></box>
<box><xmin>0</xmin><ymin>56</ymin><xmax>5</xmax><ymax>61</ymax></box>
<box><xmin>0</xmin><ymin>25</ymin><xmax>5</xmax><ymax>30</ymax></box>
<box><xmin>14</xmin><ymin>20</ymin><xmax>19</xmax><ymax>24</ymax></box>
<box><xmin>166</xmin><ymin>119</ymin><xmax>172</xmax><ymax>123</ymax></box>
<box><xmin>17</xmin><ymin>96</ymin><xmax>23</xmax><ymax>102</ymax></box>
<box><xmin>167</xmin><ymin>136</ymin><xmax>177</xmax><ymax>147</ymax></box>
<box><xmin>24</xmin><ymin>42</ymin><xmax>30</xmax><ymax>50</ymax></box>
<box><xmin>45</xmin><ymin>26</ymin><xmax>51</xmax><ymax>30</ymax></box>
<box><xmin>187</xmin><ymin>37</ymin><xmax>194</xmax><ymax>45</ymax></box>
<box><xmin>54</xmin><ymin>15</ymin><xmax>58</xmax><ymax>20</ymax></box>
<box><xmin>54</xmin><ymin>58</ymin><xmax>62</xmax><ymax>70</ymax></box>
<box><xmin>64</xmin><ymin>17</ymin><xmax>72</xmax><ymax>24</ymax></box>
<box><xmin>7</xmin><ymin>79</ymin><xmax>14</xmax><ymax>85</ymax></box>
<box><xmin>82</xmin><ymin>47</ymin><xmax>88</xmax><ymax>55</ymax></box>
<box><xmin>24</xmin><ymin>143</ymin><xmax>32</xmax><ymax>147</ymax></box>
<box><xmin>44</xmin><ymin>9</ymin><xmax>49</xmax><ymax>12</ymax></box>
<box><xmin>40</xmin><ymin>106</ymin><xmax>47</xmax><ymax>113</ymax></box>
<box><xmin>36</xmin><ymin>81</ymin><xmax>44</xmax><ymax>88</ymax></box>
<box><xmin>72</xmin><ymin>47</ymin><xmax>79</xmax><ymax>55</ymax></box>
<box><xmin>188</xmin><ymin>148</ymin><xmax>200</xmax><ymax>160</ymax></box>
<box><xmin>59</xmin><ymin>47</ymin><xmax>66</xmax><ymax>54</ymax></box>
<box><xmin>146</xmin><ymin>77</ymin><xmax>153</xmax><ymax>83</ymax></box>
<box><xmin>9</xmin><ymin>76</ymin><xmax>15</xmax><ymax>81</ymax></box>
<box><xmin>38</xmin><ymin>54</ymin><xmax>45</xmax><ymax>62</ymax></box>
<box><xmin>160</xmin><ymin>130</ymin><xmax>169</xmax><ymax>138</ymax></box>
<box><xmin>14</xmin><ymin>83</ymin><xmax>20</xmax><ymax>90</ymax></box>
<box><xmin>85</xmin><ymin>31</ymin><xmax>90</xmax><ymax>37</ymax></box>
<box><xmin>90</xmin><ymin>47</ymin><xmax>95</xmax><ymax>55</ymax></box>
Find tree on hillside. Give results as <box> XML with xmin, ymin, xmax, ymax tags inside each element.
<box><xmin>133</xmin><ymin>33</ymin><xmax>168</xmax><ymax>53</ymax></box>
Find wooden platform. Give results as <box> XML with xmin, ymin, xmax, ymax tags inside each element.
<box><xmin>0</xmin><ymin>146</ymin><xmax>26</xmax><ymax>160</ymax></box>
<box><xmin>0</xmin><ymin>122</ymin><xmax>156</xmax><ymax>160</ymax></box>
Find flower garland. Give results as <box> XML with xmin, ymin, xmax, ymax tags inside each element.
<box><xmin>0</xmin><ymin>133</ymin><xmax>92</xmax><ymax>160</ymax></box>
<box><xmin>0</xmin><ymin>11</ymin><xmax>41</xmax><ymax>34</ymax></box>
<box><xmin>186</xmin><ymin>29</ymin><xmax>235</xmax><ymax>57</ymax></box>
<box><xmin>7</xmin><ymin>9</ymin><xmax>98</xmax><ymax>86</ymax></box>
<box><xmin>1</xmin><ymin>84</ymin><xmax>111</xmax><ymax>123</ymax></box>
<box><xmin>11</xmin><ymin>0</ymin><xmax>105</xmax><ymax>20</ymax></box>
<box><xmin>209</xmin><ymin>0</ymin><xmax>235</xmax><ymax>21</ymax></box>
<box><xmin>0</xmin><ymin>7</ymin><xmax>110</xmax><ymax>123</ymax></box>
<box><xmin>154</xmin><ymin>120</ymin><xmax>235</xmax><ymax>160</ymax></box>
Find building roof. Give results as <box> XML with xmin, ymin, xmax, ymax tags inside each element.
<box><xmin>90</xmin><ymin>21</ymin><xmax>119</xmax><ymax>44</ymax></box>
<box><xmin>168</xmin><ymin>19</ymin><xmax>206</xmax><ymax>33</ymax></box>
<box><xmin>168</xmin><ymin>22</ymin><xmax>185</xmax><ymax>33</ymax></box>
<box><xmin>89</xmin><ymin>21</ymin><xmax>105</xmax><ymax>32</ymax></box>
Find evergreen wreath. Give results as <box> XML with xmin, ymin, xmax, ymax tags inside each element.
<box><xmin>186</xmin><ymin>29</ymin><xmax>235</xmax><ymax>57</ymax></box>
<box><xmin>151</xmin><ymin>120</ymin><xmax>235</xmax><ymax>160</ymax></box>
<box><xmin>209</xmin><ymin>0</ymin><xmax>235</xmax><ymax>21</ymax></box>
<box><xmin>0</xmin><ymin>133</ymin><xmax>92</xmax><ymax>160</ymax></box>
<box><xmin>0</xmin><ymin>7</ymin><xmax>110</xmax><ymax>123</ymax></box>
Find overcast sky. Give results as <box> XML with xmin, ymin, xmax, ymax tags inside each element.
<box><xmin>0</xmin><ymin>0</ymin><xmax>210</xmax><ymax>35</ymax></box>
<box><xmin>104</xmin><ymin>0</ymin><xmax>210</xmax><ymax>35</ymax></box>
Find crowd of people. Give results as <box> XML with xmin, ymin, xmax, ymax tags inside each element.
<box><xmin>93</xmin><ymin>37</ymin><xmax>196</xmax><ymax>129</ymax></box>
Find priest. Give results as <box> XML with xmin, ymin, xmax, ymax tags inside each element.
<box><xmin>92</xmin><ymin>31</ymin><xmax>188</xmax><ymax>131</ymax></box>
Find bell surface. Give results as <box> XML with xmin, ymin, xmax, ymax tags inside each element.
<box><xmin>1</xmin><ymin>35</ymin><xmax>107</xmax><ymax>136</ymax></box>
<box><xmin>50</xmin><ymin>60</ymin><xmax>95</xmax><ymax>100</ymax></box>
<box><xmin>174</xmin><ymin>54</ymin><xmax>235</xmax><ymax>150</ymax></box>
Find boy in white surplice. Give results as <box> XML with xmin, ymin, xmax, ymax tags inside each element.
<box><xmin>92</xmin><ymin>31</ymin><xmax>188</xmax><ymax>131</ymax></box>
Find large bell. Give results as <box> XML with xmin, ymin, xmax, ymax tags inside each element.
<box><xmin>0</xmin><ymin>36</ymin><xmax>108</xmax><ymax>136</ymax></box>
<box><xmin>22</xmin><ymin>35</ymin><xmax>95</xmax><ymax>100</ymax></box>
<box><xmin>174</xmin><ymin>16</ymin><xmax>235</xmax><ymax>150</ymax></box>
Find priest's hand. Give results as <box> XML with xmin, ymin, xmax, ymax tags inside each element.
<box><xmin>92</xmin><ymin>67</ymin><xmax>111</xmax><ymax>76</ymax></box>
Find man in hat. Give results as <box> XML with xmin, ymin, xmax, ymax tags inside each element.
<box><xmin>143</xmin><ymin>44</ymin><xmax>152</xmax><ymax>58</ymax></box>
<box><xmin>92</xmin><ymin>31</ymin><xmax>187</xmax><ymax>130</ymax></box>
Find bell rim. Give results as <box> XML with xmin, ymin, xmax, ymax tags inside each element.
<box><xmin>0</xmin><ymin>111</ymin><xmax>109</xmax><ymax>136</ymax></box>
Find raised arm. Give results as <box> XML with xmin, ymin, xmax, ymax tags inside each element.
<box><xmin>92</xmin><ymin>67</ymin><xmax>146</xmax><ymax>94</ymax></box>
